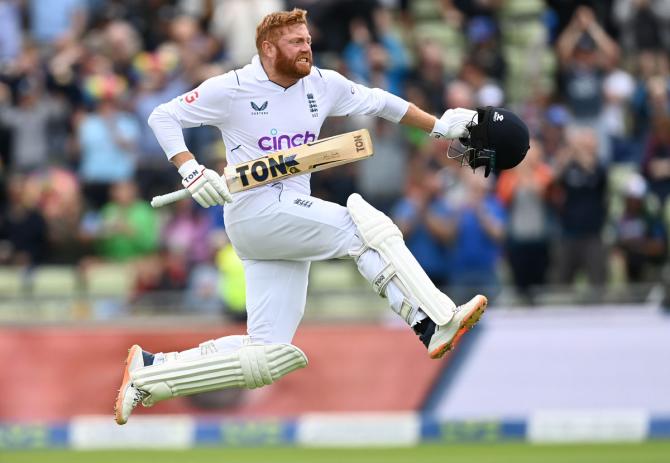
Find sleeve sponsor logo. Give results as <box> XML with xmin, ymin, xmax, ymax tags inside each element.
<box><xmin>179</xmin><ymin>90</ymin><xmax>199</xmax><ymax>104</ymax></box>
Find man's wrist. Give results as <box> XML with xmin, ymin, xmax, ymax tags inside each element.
<box><xmin>430</xmin><ymin>118</ymin><xmax>448</xmax><ymax>138</ymax></box>
<box><xmin>178</xmin><ymin>159</ymin><xmax>200</xmax><ymax>178</ymax></box>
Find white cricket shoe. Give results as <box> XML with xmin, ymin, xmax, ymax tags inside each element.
<box><xmin>114</xmin><ymin>344</ymin><xmax>147</xmax><ymax>425</ymax></box>
<box><xmin>427</xmin><ymin>294</ymin><xmax>488</xmax><ymax>359</ymax></box>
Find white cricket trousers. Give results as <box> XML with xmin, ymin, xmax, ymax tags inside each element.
<box><xmin>169</xmin><ymin>183</ymin><xmax>413</xmax><ymax>362</ymax></box>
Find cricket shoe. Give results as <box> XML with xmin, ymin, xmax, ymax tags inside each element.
<box><xmin>114</xmin><ymin>344</ymin><xmax>150</xmax><ymax>425</ymax></box>
<box><xmin>415</xmin><ymin>294</ymin><xmax>488</xmax><ymax>359</ymax></box>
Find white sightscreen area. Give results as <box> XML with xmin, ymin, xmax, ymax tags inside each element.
<box><xmin>434</xmin><ymin>305</ymin><xmax>670</xmax><ymax>420</ymax></box>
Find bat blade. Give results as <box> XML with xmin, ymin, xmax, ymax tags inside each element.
<box><xmin>224</xmin><ymin>129</ymin><xmax>374</xmax><ymax>193</ymax></box>
<box><xmin>150</xmin><ymin>129</ymin><xmax>373</xmax><ymax>207</ymax></box>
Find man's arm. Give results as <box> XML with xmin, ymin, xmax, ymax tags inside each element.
<box><xmin>170</xmin><ymin>151</ymin><xmax>195</xmax><ymax>170</ymax></box>
<box><xmin>147</xmin><ymin>75</ymin><xmax>234</xmax><ymax>207</ymax></box>
<box><xmin>400</xmin><ymin>103</ymin><xmax>477</xmax><ymax>139</ymax></box>
<box><xmin>399</xmin><ymin>103</ymin><xmax>436</xmax><ymax>133</ymax></box>
<box><xmin>323</xmin><ymin>69</ymin><xmax>475</xmax><ymax>138</ymax></box>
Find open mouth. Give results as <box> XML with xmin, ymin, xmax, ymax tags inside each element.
<box><xmin>296</xmin><ymin>57</ymin><xmax>311</xmax><ymax>64</ymax></box>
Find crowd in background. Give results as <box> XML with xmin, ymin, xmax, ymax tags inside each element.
<box><xmin>0</xmin><ymin>0</ymin><xmax>669</xmax><ymax>309</ymax></box>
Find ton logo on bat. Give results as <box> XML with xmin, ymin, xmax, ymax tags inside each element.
<box><xmin>235</xmin><ymin>154</ymin><xmax>300</xmax><ymax>186</ymax></box>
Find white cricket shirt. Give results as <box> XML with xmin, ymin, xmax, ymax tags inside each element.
<box><xmin>148</xmin><ymin>55</ymin><xmax>409</xmax><ymax>196</ymax></box>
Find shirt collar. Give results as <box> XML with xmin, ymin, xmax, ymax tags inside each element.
<box><xmin>252</xmin><ymin>55</ymin><xmax>269</xmax><ymax>81</ymax></box>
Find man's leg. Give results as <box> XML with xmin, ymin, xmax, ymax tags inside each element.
<box><xmin>114</xmin><ymin>259</ymin><xmax>311</xmax><ymax>425</ymax></box>
<box><xmin>346</xmin><ymin>193</ymin><xmax>487</xmax><ymax>359</ymax></box>
<box><xmin>227</xmin><ymin>189</ymin><xmax>487</xmax><ymax>359</ymax></box>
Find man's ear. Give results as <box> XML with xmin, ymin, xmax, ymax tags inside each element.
<box><xmin>261</xmin><ymin>41</ymin><xmax>276</xmax><ymax>59</ymax></box>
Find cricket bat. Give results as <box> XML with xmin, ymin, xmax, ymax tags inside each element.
<box><xmin>150</xmin><ymin>129</ymin><xmax>374</xmax><ymax>208</ymax></box>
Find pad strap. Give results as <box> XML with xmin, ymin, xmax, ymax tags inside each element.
<box><xmin>371</xmin><ymin>262</ymin><xmax>396</xmax><ymax>296</ymax></box>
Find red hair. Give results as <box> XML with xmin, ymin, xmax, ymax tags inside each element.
<box><xmin>255</xmin><ymin>9</ymin><xmax>308</xmax><ymax>54</ymax></box>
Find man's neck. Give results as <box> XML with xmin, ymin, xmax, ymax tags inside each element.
<box><xmin>260</xmin><ymin>57</ymin><xmax>299</xmax><ymax>89</ymax></box>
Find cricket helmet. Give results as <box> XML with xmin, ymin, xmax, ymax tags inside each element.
<box><xmin>454</xmin><ymin>106</ymin><xmax>530</xmax><ymax>177</ymax></box>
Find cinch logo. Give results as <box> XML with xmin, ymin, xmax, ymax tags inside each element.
<box><xmin>493</xmin><ymin>111</ymin><xmax>504</xmax><ymax>122</ymax></box>
<box><xmin>258</xmin><ymin>129</ymin><xmax>316</xmax><ymax>151</ymax></box>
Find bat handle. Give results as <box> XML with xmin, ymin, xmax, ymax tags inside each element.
<box><xmin>150</xmin><ymin>188</ymin><xmax>191</xmax><ymax>208</ymax></box>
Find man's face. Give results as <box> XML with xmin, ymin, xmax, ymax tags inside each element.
<box><xmin>273</xmin><ymin>24</ymin><xmax>312</xmax><ymax>79</ymax></box>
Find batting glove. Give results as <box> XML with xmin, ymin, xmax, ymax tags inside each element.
<box><xmin>430</xmin><ymin>108</ymin><xmax>478</xmax><ymax>140</ymax></box>
<box><xmin>179</xmin><ymin>159</ymin><xmax>232</xmax><ymax>208</ymax></box>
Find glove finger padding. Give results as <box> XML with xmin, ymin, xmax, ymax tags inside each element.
<box><xmin>193</xmin><ymin>188</ymin><xmax>213</xmax><ymax>208</ymax></box>
<box><xmin>201</xmin><ymin>184</ymin><xmax>221</xmax><ymax>207</ymax></box>
<box><xmin>203</xmin><ymin>170</ymin><xmax>232</xmax><ymax>203</ymax></box>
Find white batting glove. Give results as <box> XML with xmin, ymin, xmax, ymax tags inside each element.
<box><xmin>430</xmin><ymin>108</ymin><xmax>478</xmax><ymax>139</ymax></box>
<box><xmin>179</xmin><ymin>159</ymin><xmax>232</xmax><ymax>208</ymax></box>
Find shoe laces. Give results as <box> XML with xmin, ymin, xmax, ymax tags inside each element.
<box><xmin>131</xmin><ymin>385</ymin><xmax>148</xmax><ymax>407</ymax></box>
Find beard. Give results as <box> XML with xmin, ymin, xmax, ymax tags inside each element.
<box><xmin>275</xmin><ymin>47</ymin><xmax>312</xmax><ymax>80</ymax></box>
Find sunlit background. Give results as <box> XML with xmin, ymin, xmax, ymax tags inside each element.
<box><xmin>1</xmin><ymin>0</ymin><xmax>669</xmax><ymax>460</ymax></box>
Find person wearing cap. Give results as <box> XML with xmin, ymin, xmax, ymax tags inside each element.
<box><xmin>613</xmin><ymin>173</ymin><xmax>667</xmax><ymax>283</ymax></box>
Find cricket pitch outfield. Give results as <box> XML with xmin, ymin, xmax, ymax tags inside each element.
<box><xmin>4</xmin><ymin>441</ymin><xmax>670</xmax><ymax>463</ymax></box>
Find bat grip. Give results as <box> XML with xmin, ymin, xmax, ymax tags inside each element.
<box><xmin>150</xmin><ymin>188</ymin><xmax>191</xmax><ymax>208</ymax></box>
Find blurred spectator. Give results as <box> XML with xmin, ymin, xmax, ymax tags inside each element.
<box><xmin>641</xmin><ymin>115</ymin><xmax>670</xmax><ymax>203</ymax></box>
<box><xmin>540</xmin><ymin>104</ymin><xmax>570</xmax><ymax>161</ymax></box>
<box><xmin>613</xmin><ymin>0</ymin><xmax>670</xmax><ymax>56</ymax></box>
<box><xmin>169</xmin><ymin>15</ymin><xmax>220</xmax><ymax>69</ymax></box>
<box><xmin>161</xmin><ymin>197</ymin><xmax>215</xmax><ymax>268</ymax></box>
<box><xmin>444</xmin><ymin>79</ymin><xmax>475</xmax><ymax>112</ymax></box>
<box><xmin>551</xmin><ymin>126</ymin><xmax>608</xmax><ymax>287</ymax></box>
<box><xmin>132</xmin><ymin>247</ymin><xmax>188</xmax><ymax>305</ymax></box>
<box><xmin>76</xmin><ymin>76</ymin><xmax>140</xmax><ymax>209</ymax></box>
<box><xmin>460</xmin><ymin>58</ymin><xmax>505</xmax><ymax>108</ymax></box>
<box><xmin>357</xmin><ymin>119</ymin><xmax>408</xmax><ymax>213</ymax></box>
<box><xmin>133</xmin><ymin>45</ymin><xmax>188</xmax><ymax>199</ymax></box>
<box><xmin>0</xmin><ymin>81</ymin><xmax>68</xmax><ymax>173</ymax></box>
<box><xmin>556</xmin><ymin>6</ymin><xmax>619</xmax><ymax>142</ymax></box>
<box><xmin>80</xmin><ymin>180</ymin><xmax>158</xmax><ymax>262</ymax></box>
<box><xmin>629</xmin><ymin>40</ymin><xmax>670</xmax><ymax>140</ymax></box>
<box><xmin>446</xmin><ymin>172</ymin><xmax>506</xmax><ymax>302</ymax></box>
<box><xmin>343</xmin><ymin>9</ymin><xmax>409</xmax><ymax>97</ymax></box>
<box><xmin>497</xmin><ymin>139</ymin><xmax>554</xmax><ymax>303</ymax></box>
<box><xmin>184</xmin><ymin>259</ymin><xmax>225</xmax><ymax>316</ymax></box>
<box><xmin>601</xmin><ymin>69</ymin><xmax>637</xmax><ymax>163</ymax></box>
<box><xmin>393</xmin><ymin>159</ymin><xmax>454</xmax><ymax>288</ymax></box>
<box><xmin>288</xmin><ymin>0</ymin><xmax>380</xmax><ymax>54</ymax></box>
<box><xmin>0</xmin><ymin>1</ymin><xmax>22</xmax><ymax>65</ymax></box>
<box><xmin>29</xmin><ymin>168</ymin><xmax>83</xmax><ymax>264</ymax></box>
<box><xmin>29</xmin><ymin>0</ymin><xmax>88</xmax><ymax>46</ymax></box>
<box><xmin>100</xmin><ymin>20</ymin><xmax>144</xmax><ymax>81</ymax></box>
<box><xmin>464</xmin><ymin>15</ymin><xmax>506</xmax><ymax>83</ymax></box>
<box><xmin>613</xmin><ymin>173</ymin><xmax>667</xmax><ymax>283</ymax></box>
<box><xmin>406</xmin><ymin>40</ymin><xmax>451</xmax><ymax>114</ymax></box>
<box><xmin>0</xmin><ymin>174</ymin><xmax>48</xmax><ymax>268</ymax></box>
<box><xmin>208</xmin><ymin>0</ymin><xmax>285</xmax><ymax>67</ymax></box>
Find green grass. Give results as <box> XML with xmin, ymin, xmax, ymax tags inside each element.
<box><xmin>4</xmin><ymin>441</ymin><xmax>670</xmax><ymax>463</ymax></box>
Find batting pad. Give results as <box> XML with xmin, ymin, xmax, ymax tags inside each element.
<box><xmin>347</xmin><ymin>193</ymin><xmax>456</xmax><ymax>325</ymax></box>
<box><xmin>131</xmin><ymin>343</ymin><xmax>307</xmax><ymax>406</ymax></box>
